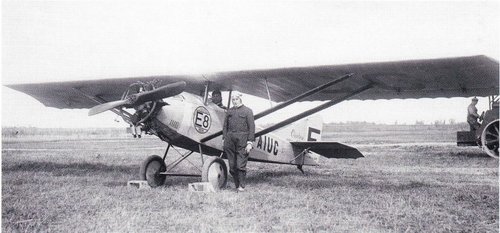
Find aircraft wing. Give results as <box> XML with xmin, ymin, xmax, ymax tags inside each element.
<box><xmin>5</xmin><ymin>75</ymin><xmax>206</xmax><ymax>109</ymax></box>
<box><xmin>209</xmin><ymin>55</ymin><xmax>498</xmax><ymax>102</ymax></box>
<box><xmin>6</xmin><ymin>55</ymin><xmax>498</xmax><ymax>108</ymax></box>
<box><xmin>290</xmin><ymin>141</ymin><xmax>364</xmax><ymax>159</ymax></box>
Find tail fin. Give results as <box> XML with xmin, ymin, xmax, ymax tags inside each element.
<box><xmin>275</xmin><ymin>114</ymin><xmax>323</xmax><ymax>142</ymax></box>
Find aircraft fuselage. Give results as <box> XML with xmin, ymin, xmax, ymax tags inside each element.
<box><xmin>151</xmin><ymin>93</ymin><xmax>319</xmax><ymax>166</ymax></box>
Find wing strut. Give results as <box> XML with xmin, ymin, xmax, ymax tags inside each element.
<box><xmin>255</xmin><ymin>83</ymin><xmax>373</xmax><ymax>137</ymax></box>
<box><xmin>489</xmin><ymin>95</ymin><xmax>499</xmax><ymax>110</ymax></box>
<box><xmin>200</xmin><ymin>73</ymin><xmax>354</xmax><ymax>143</ymax></box>
<box><xmin>253</xmin><ymin>73</ymin><xmax>354</xmax><ymax>119</ymax></box>
<box><xmin>264</xmin><ymin>77</ymin><xmax>273</xmax><ymax>108</ymax></box>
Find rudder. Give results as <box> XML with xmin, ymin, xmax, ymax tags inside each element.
<box><xmin>274</xmin><ymin>114</ymin><xmax>323</xmax><ymax>142</ymax></box>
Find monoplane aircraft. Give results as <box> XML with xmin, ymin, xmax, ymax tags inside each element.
<box><xmin>6</xmin><ymin>55</ymin><xmax>499</xmax><ymax>189</ymax></box>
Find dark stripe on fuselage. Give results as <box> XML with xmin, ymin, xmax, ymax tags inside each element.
<box><xmin>152</xmin><ymin>119</ymin><xmax>223</xmax><ymax>156</ymax></box>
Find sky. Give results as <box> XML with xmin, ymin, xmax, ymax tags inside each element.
<box><xmin>1</xmin><ymin>0</ymin><xmax>499</xmax><ymax>128</ymax></box>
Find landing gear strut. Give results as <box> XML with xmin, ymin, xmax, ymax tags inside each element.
<box><xmin>139</xmin><ymin>143</ymin><xmax>228</xmax><ymax>189</ymax></box>
<box><xmin>297</xmin><ymin>165</ymin><xmax>305</xmax><ymax>174</ymax></box>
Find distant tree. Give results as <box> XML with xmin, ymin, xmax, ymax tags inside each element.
<box><xmin>415</xmin><ymin>120</ymin><xmax>425</xmax><ymax>125</ymax></box>
<box><xmin>448</xmin><ymin>118</ymin><xmax>456</xmax><ymax>125</ymax></box>
<box><xmin>434</xmin><ymin>120</ymin><xmax>446</xmax><ymax>127</ymax></box>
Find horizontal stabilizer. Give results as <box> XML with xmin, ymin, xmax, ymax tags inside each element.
<box><xmin>290</xmin><ymin>141</ymin><xmax>363</xmax><ymax>159</ymax></box>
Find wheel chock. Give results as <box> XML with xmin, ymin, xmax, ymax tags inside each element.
<box><xmin>188</xmin><ymin>182</ymin><xmax>216</xmax><ymax>192</ymax></box>
<box><xmin>127</xmin><ymin>180</ymin><xmax>151</xmax><ymax>189</ymax></box>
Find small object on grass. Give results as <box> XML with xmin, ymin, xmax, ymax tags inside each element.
<box><xmin>127</xmin><ymin>180</ymin><xmax>151</xmax><ymax>189</ymax></box>
<box><xmin>188</xmin><ymin>182</ymin><xmax>216</xmax><ymax>192</ymax></box>
<box><xmin>15</xmin><ymin>219</ymin><xmax>36</xmax><ymax>224</ymax></box>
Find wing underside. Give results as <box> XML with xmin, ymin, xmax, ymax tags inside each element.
<box><xmin>209</xmin><ymin>55</ymin><xmax>499</xmax><ymax>102</ymax></box>
<box><xmin>6</xmin><ymin>55</ymin><xmax>498</xmax><ymax>109</ymax></box>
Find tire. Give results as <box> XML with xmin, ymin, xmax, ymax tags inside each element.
<box><xmin>201</xmin><ymin>157</ymin><xmax>228</xmax><ymax>190</ymax></box>
<box><xmin>140</xmin><ymin>155</ymin><xmax>167</xmax><ymax>187</ymax></box>
<box><xmin>481</xmin><ymin>119</ymin><xmax>499</xmax><ymax>159</ymax></box>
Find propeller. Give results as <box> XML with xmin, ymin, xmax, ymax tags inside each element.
<box><xmin>88</xmin><ymin>81</ymin><xmax>186</xmax><ymax>116</ymax></box>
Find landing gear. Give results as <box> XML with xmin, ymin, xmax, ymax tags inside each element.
<box><xmin>481</xmin><ymin>119</ymin><xmax>499</xmax><ymax>158</ymax></box>
<box><xmin>139</xmin><ymin>144</ymin><xmax>228</xmax><ymax>189</ymax></box>
<box><xmin>202</xmin><ymin>157</ymin><xmax>228</xmax><ymax>190</ymax></box>
<box><xmin>140</xmin><ymin>155</ymin><xmax>167</xmax><ymax>187</ymax></box>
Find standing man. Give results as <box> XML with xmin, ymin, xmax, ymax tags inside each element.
<box><xmin>223</xmin><ymin>92</ymin><xmax>255</xmax><ymax>192</ymax></box>
<box><xmin>467</xmin><ymin>97</ymin><xmax>481</xmax><ymax>131</ymax></box>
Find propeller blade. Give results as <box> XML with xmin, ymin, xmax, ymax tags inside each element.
<box><xmin>88</xmin><ymin>81</ymin><xmax>186</xmax><ymax>116</ymax></box>
<box><xmin>133</xmin><ymin>81</ymin><xmax>186</xmax><ymax>105</ymax></box>
<box><xmin>88</xmin><ymin>99</ymin><xmax>129</xmax><ymax>116</ymax></box>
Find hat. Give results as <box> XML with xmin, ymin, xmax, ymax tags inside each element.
<box><xmin>231</xmin><ymin>91</ymin><xmax>243</xmax><ymax>98</ymax></box>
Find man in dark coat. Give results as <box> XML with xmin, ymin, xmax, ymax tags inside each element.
<box><xmin>467</xmin><ymin>97</ymin><xmax>481</xmax><ymax>131</ymax></box>
<box><xmin>223</xmin><ymin>92</ymin><xmax>255</xmax><ymax>192</ymax></box>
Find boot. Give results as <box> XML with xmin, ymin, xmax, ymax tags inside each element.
<box><xmin>230</xmin><ymin>170</ymin><xmax>239</xmax><ymax>188</ymax></box>
<box><xmin>238</xmin><ymin>170</ymin><xmax>246</xmax><ymax>189</ymax></box>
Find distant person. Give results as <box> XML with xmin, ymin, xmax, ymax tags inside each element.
<box><xmin>467</xmin><ymin>97</ymin><xmax>481</xmax><ymax>131</ymax></box>
<box><xmin>211</xmin><ymin>90</ymin><xmax>226</xmax><ymax>109</ymax></box>
<box><xmin>130</xmin><ymin>85</ymin><xmax>149</xmax><ymax>138</ymax></box>
<box><xmin>223</xmin><ymin>92</ymin><xmax>255</xmax><ymax>192</ymax></box>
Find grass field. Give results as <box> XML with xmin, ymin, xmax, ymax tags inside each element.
<box><xmin>2</xmin><ymin>125</ymin><xmax>498</xmax><ymax>232</ymax></box>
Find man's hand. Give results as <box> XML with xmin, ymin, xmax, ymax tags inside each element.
<box><xmin>245</xmin><ymin>144</ymin><xmax>253</xmax><ymax>154</ymax></box>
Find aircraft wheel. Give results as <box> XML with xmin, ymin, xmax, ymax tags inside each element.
<box><xmin>481</xmin><ymin>119</ymin><xmax>499</xmax><ymax>159</ymax></box>
<box><xmin>202</xmin><ymin>157</ymin><xmax>228</xmax><ymax>190</ymax></box>
<box><xmin>140</xmin><ymin>155</ymin><xmax>167</xmax><ymax>187</ymax></box>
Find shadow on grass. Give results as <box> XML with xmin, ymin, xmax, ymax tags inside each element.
<box><xmin>2</xmin><ymin>161</ymin><xmax>137</xmax><ymax>176</ymax></box>
<box><xmin>294</xmin><ymin>179</ymin><xmax>436</xmax><ymax>192</ymax></box>
<box><xmin>3</xmin><ymin>160</ymin><xmax>225</xmax><ymax>189</ymax></box>
<box><xmin>246</xmin><ymin>170</ymin><xmax>439</xmax><ymax>192</ymax></box>
<box><xmin>448</xmin><ymin>150</ymin><xmax>493</xmax><ymax>158</ymax></box>
<box><xmin>165</xmin><ymin>176</ymin><xmax>201</xmax><ymax>187</ymax></box>
<box><xmin>249</xmin><ymin>170</ymin><xmax>303</xmax><ymax>181</ymax></box>
<box><xmin>402</xmin><ymin>144</ymin><xmax>492</xmax><ymax>158</ymax></box>
<box><xmin>3</xmin><ymin>161</ymin><xmax>444</xmax><ymax>192</ymax></box>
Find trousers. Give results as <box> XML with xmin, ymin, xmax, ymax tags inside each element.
<box><xmin>224</xmin><ymin>132</ymin><xmax>249</xmax><ymax>188</ymax></box>
<box><xmin>467</xmin><ymin>118</ymin><xmax>480</xmax><ymax>131</ymax></box>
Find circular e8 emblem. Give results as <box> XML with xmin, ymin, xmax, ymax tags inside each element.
<box><xmin>193</xmin><ymin>106</ymin><xmax>211</xmax><ymax>134</ymax></box>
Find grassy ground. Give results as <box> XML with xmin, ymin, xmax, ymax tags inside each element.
<box><xmin>2</xmin><ymin>125</ymin><xmax>498</xmax><ymax>232</ymax></box>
